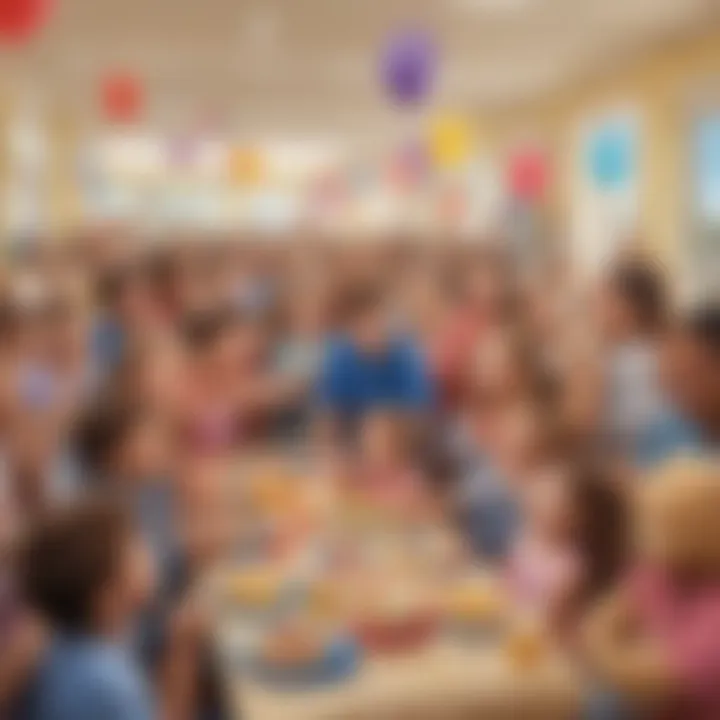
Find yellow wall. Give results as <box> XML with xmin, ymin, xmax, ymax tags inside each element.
<box><xmin>482</xmin><ymin>27</ymin><xmax>720</xmax><ymax>267</ymax></box>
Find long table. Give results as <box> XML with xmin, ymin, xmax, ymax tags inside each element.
<box><xmin>210</xmin><ymin>454</ymin><xmax>583</xmax><ymax>720</ymax></box>
<box><xmin>215</xmin><ymin>626</ymin><xmax>580</xmax><ymax>720</ymax></box>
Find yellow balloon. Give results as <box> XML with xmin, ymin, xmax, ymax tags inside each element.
<box><xmin>228</xmin><ymin>148</ymin><xmax>264</xmax><ymax>186</ymax></box>
<box><xmin>429</xmin><ymin>115</ymin><xmax>474</xmax><ymax>169</ymax></box>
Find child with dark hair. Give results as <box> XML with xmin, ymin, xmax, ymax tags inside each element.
<box><xmin>92</xmin><ymin>262</ymin><xmax>159</xmax><ymax>376</ymax></box>
<box><xmin>507</xmin><ymin>462</ymin><xmax>628</xmax><ymax>640</ymax></box>
<box><xmin>598</xmin><ymin>258</ymin><xmax>670</xmax><ymax>461</ymax></box>
<box><xmin>17</xmin><ymin>500</ymin><xmax>155</xmax><ymax>720</ymax></box>
<box><xmin>73</xmin><ymin>399</ymin><xmax>228</xmax><ymax>720</ymax></box>
<box><xmin>637</xmin><ymin>303</ymin><xmax>720</xmax><ymax>466</ymax></box>
<box><xmin>180</xmin><ymin>308</ymin><xmax>246</xmax><ymax>455</ymax></box>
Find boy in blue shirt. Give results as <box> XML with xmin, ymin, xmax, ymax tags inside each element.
<box><xmin>17</xmin><ymin>500</ymin><xmax>155</xmax><ymax>720</ymax></box>
<box><xmin>316</xmin><ymin>283</ymin><xmax>434</xmax><ymax>438</ymax></box>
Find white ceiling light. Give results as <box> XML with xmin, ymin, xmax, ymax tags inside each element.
<box><xmin>455</xmin><ymin>0</ymin><xmax>537</xmax><ymax>15</ymax></box>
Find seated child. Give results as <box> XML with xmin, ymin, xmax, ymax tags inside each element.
<box><xmin>73</xmin><ymin>400</ymin><xmax>221</xmax><ymax>720</ymax></box>
<box><xmin>0</xmin><ymin>465</ymin><xmax>46</xmax><ymax>717</ymax></box>
<box><xmin>506</xmin><ymin>467</ymin><xmax>581</xmax><ymax>622</ymax></box>
<box><xmin>356</xmin><ymin>411</ymin><xmax>429</xmax><ymax>514</ymax></box>
<box><xmin>584</xmin><ymin>457</ymin><xmax>720</xmax><ymax>720</ymax></box>
<box><xmin>454</xmin><ymin>389</ymin><xmax>560</xmax><ymax>562</ymax></box>
<box><xmin>507</xmin><ymin>464</ymin><xmax>627</xmax><ymax>640</ymax></box>
<box><xmin>16</xmin><ymin>500</ymin><xmax>155</xmax><ymax>720</ymax></box>
<box><xmin>180</xmin><ymin>309</ymin><xmax>245</xmax><ymax>456</ymax></box>
<box><xmin>73</xmin><ymin>399</ymin><xmax>182</xmax><ymax>604</ymax></box>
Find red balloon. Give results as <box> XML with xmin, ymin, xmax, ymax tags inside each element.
<box><xmin>102</xmin><ymin>73</ymin><xmax>143</xmax><ymax>124</ymax></box>
<box><xmin>509</xmin><ymin>149</ymin><xmax>548</xmax><ymax>201</ymax></box>
<box><xmin>0</xmin><ymin>0</ymin><xmax>52</xmax><ymax>42</ymax></box>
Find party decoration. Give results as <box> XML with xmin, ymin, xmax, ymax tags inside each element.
<box><xmin>587</xmin><ymin>121</ymin><xmax>635</xmax><ymax>189</ymax></box>
<box><xmin>508</xmin><ymin>148</ymin><xmax>548</xmax><ymax>201</ymax></box>
<box><xmin>428</xmin><ymin>114</ymin><xmax>474</xmax><ymax>169</ymax></box>
<box><xmin>0</xmin><ymin>0</ymin><xmax>52</xmax><ymax>43</ymax></box>
<box><xmin>228</xmin><ymin>148</ymin><xmax>265</xmax><ymax>187</ymax></box>
<box><xmin>388</xmin><ymin>140</ymin><xmax>429</xmax><ymax>191</ymax></box>
<box><xmin>167</xmin><ymin>135</ymin><xmax>198</xmax><ymax>169</ymax></box>
<box><xmin>438</xmin><ymin>185</ymin><xmax>467</xmax><ymax>224</ymax></box>
<box><xmin>101</xmin><ymin>73</ymin><xmax>143</xmax><ymax>124</ymax></box>
<box><xmin>381</xmin><ymin>29</ymin><xmax>436</xmax><ymax>107</ymax></box>
<box><xmin>694</xmin><ymin>115</ymin><xmax>720</xmax><ymax>222</ymax></box>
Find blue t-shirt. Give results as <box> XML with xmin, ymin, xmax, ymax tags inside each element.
<box><xmin>316</xmin><ymin>336</ymin><xmax>434</xmax><ymax>422</ymax></box>
<box><xmin>91</xmin><ymin>317</ymin><xmax>125</xmax><ymax>375</ymax></box>
<box><xmin>635</xmin><ymin>409</ymin><xmax>712</xmax><ymax>468</ymax></box>
<box><xmin>20</xmin><ymin>635</ymin><xmax>154</xmax><ymax>720</ymax></box>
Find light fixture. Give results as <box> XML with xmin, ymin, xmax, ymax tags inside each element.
<box><xmin>454</xmin><ymin>0</ymin><xmax>536</xmax><ymax>14</ymax></box>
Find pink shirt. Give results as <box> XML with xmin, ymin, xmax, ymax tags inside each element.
<box><xmin>506</xmin><ymin>534</ymin><xmax>580</xmax><ymax>616</ymax></box>
<box><xmin>429</xmin><ymin>309</ymin><xmax>486</xmax><ymax>411</ymax></box>
<box><xmin>630</xmin><ymin>564</ymin><xmax>720</xmax><ymax>720</ymax></box>
<box><xmin>361</xmin><ymin>464</ymin><xmax>426</xmax><ymax>508</ymax></box>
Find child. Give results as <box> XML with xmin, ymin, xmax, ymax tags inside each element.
<box><xmin>16</xmin><ymin>500</ymin><xmax>155</xmax><ymax>720</ymax></box>
<box><xmin>73</xmin><ymin>400</ymin><xmax>177</xmax><ymax>566</ymax></box>
<box><xmin>105</xmin><ymin>335</ymin><xmax>186</xmax><ymax>419</ymax></box>
<box><xmin>507</xmin><ymin>464</ymin><xmax>627</xmax><ymax>639</ymax></box>
<box><xmin>180</xmin><ymin>309</ymin><xmax>244</xmax><ymax>456</ymax></box>
<box><xmin>0</xmin><ymin>457</ymin><xmax>46</xmax><ymax>718</ymax></box>
<box><xmin>73</xmin><ymin>400</ymin><xmax>226</xmax><ymax>720</ymax></box>
<box><xmin>356</xmin><ymin>411</ymin><xmax>428</xmax><ymax>513</ymax></box>
<box><xmin>270</xmin><ymin>290</ymin><xmax>327</xmax><ymax>440</ymax></box>
<box><xmin>584</xmin><ymin>458</ymin><xmax>720</xmax><ymax>720</ymax></box>
<box><xmin>597</xmin><ymin>259</ymin><xmax>669</xmax><ymax>460</ymax></box>
<box><xmin>453</xmin><ymin>371</ymin><xmax>564</xmax><ymax>563</ymax></box>
<box><xmin>5</xmin><ymin>412</ymin><xmax>79</xmax><ymax>515</ymax></box>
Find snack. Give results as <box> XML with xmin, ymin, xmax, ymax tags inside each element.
<box><xmin>504</xmin><ymin>618</ymin><xmax>547</xmax><ymax>670</ymax></box>
<box><xmin>227</xmin><ymin>569</ymin><xmax>282</xmax><ymax>608</ymax></box>
<box><xmin>261</xmin><ymin>623</ymin><xmax>324</xmax><ymax>666</ymax></box>
<box><xmin>308</xmin><ymin>577</ymin><xmax>348</xmax><ymax>618</ymax></box>
<box><xmin>444</xmin><ymin>577</ymin><xmax>505</xmax><ymax>625</ymax></box>
<box><xmin>355</xmin><ymin>583</ymin><xmax>439</xmax><ymax>652</ymax></box>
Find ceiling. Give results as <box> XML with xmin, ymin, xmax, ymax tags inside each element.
<box><xmin>0</xmin><ymin>0</ymin><xmax>718</xmax><ymax>139</ymax></box>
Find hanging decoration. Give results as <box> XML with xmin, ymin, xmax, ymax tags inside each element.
<box><xmin>388</xmin><ymin>140</ymin><xmax>429</xmax><ymax>191</ymax></box>
<box><xmin>508</xmin><ymin>147</ymin><xmax>548</xmax><ymax>201</ymax></box>
<box><xmin>587</xmin><ymin>121</ymin><xmax>635</xmax><ymax>190</ymax></box>
<box><xmin>438</xmin><ymin>184</ymin><xmax>467</xmax><ymax>225</ymax></box>
<box><xmin>101</xmin><ymin>73</ymin><xmax>144</xmax><ymax>124</ymax></box>
<box><xmin>428</xmin><ymin>114</ymin><xmax>474</xmax><ymax>170</ymax></box>
<box><xmin>0</xmin><ymin>0</ymin><xmax>53</xmax><ymax>43</ymax></box>
<box><xmin>228</xmin><ymin>147</ymin><xmax>265</xmax><ymax>187</ymax></box>
<box><xmin>166</xmin><ymin>134</ymin><xmax>198</xmax><ymax>170</ymax></box>
<box><xmin>381</xmin><ymin>28</ymin><xmax>436</xmax><ymax>108</ymax></box>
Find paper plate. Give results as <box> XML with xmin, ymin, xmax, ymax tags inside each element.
<box><xmin>354</xmin><ymin>611</ymin><xmax>439</xmax><ymax>654</ymax></box>
<box><xmin>249</xmin><ymin>636</ymin><xmax>361</xmax><ymax>689</ymax></box>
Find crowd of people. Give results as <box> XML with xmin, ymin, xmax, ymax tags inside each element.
<box><xmin>0</xmin><ymin>232</ymin><xmax>718</xmax><ymax>720</ymax></box>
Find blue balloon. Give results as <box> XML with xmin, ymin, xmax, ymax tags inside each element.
<box><xmin>588</xmin><ymin>124</ymin><xmax>635</xmax><ymax>189</ymax></box>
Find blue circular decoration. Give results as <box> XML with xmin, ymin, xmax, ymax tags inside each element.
<box><xmin>588</xmin><ymin>124</ymin><xmax>634</xmax><ymax>189</ymax></box>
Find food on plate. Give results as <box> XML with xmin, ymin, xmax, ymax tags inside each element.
<box><xmin>354</xmin><ymin>582</ymin><xmax>439</xmax><ymax>652</ymax></box>
<box><xmin>504</xmin><ymin>618</ymin><xmax>548</xmax><ymax>669</ymax></box>
<box><xmin>261</xmin><ymin>622</ymin><xmax>325</xmax><ymax>666</ymax></box>
<box><xmin>443</xmin><ymin>576</ymin><xmax>505</xmax><ymax>624</ymax></box>
<box><xmin>227</xmin><ymin>569</ymin><xmax>283</xmax><ymax>607</ymax></box>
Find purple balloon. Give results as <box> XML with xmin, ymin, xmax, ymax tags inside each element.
<box><xmin>382</xmin><ymin>29</ymin><xmax>435</xmax><ymax>106</ymax></box>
